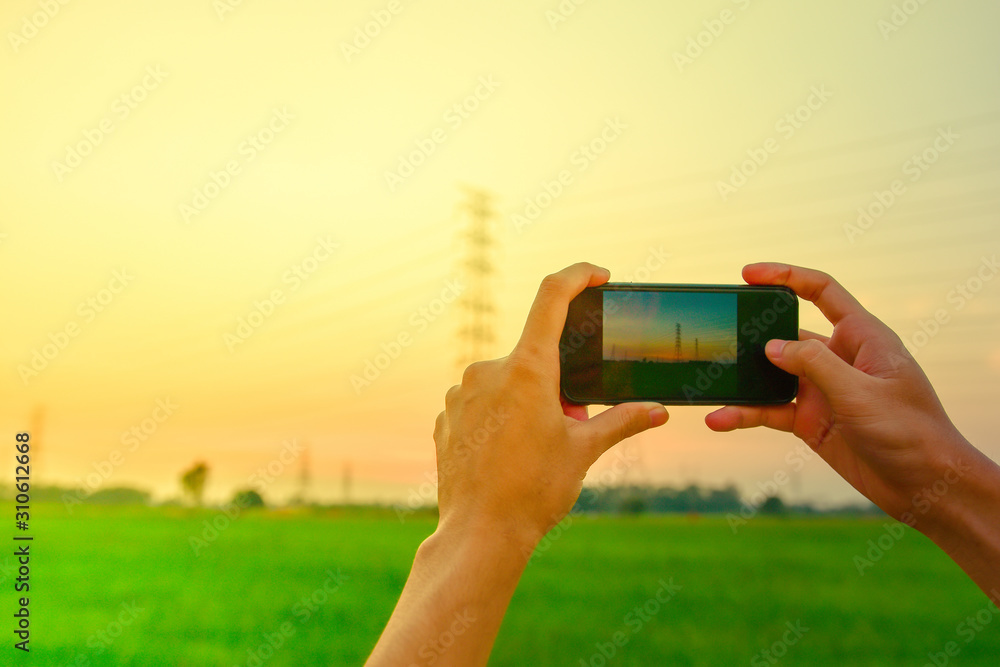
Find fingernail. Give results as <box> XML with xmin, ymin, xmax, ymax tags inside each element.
<box><xmin>765</xmin><ymin>339</ymin><xmax>787</xmax><ymax>359</ymax></box>
<box><xmin>648</xmin><ymin>405</ymin><xmax>668</xmax><ymax>427</ymax></box>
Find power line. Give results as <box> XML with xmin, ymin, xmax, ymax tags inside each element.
<box><xmin>560</xmin><ymin>108</ymin><xmax>1000</xmax><ymax>206</ymax></box>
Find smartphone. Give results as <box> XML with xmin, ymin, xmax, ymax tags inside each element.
<box><xmin>559</xmin><ymin>283</ymin><xmax>798</xmax><ymax>405</ymax></box>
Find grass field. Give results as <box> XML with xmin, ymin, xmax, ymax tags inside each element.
<box><xmin>604</xmin><ymin>359</ymin><xmax>738</xmax><ymax>400</ymax></box>
<box><xmin>2</xmin><ymin>503</ymin><xmax>997</xmax><ymax>666</ymax></box>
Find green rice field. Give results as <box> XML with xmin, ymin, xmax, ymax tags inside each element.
<box><xmin>2</xmin><ymin>503</ymin><xmax>997</xmax><ymax>666</ymax></box>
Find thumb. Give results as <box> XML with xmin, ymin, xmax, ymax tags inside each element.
<box><xmin>766</xmin><ymin>338</ymin><xmax>864</xmax><ymax>403</ymax></box>
<box><xmin>577</xmin><ymin>402</ymin><xmax>668</xmax><ymax>458</ymax></box>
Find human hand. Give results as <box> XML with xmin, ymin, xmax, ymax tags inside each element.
<box><xmin>367</xmin><ymin>262</ymin><xmax>1000</xmax><ymax>667</ymax></box>
<box><xmin>705</xmin><ymin>262</ymin><xmax>974</xmax><ymax>525</ymax></box>
<box><xmin>434</xmin><ymin>262</ymin><xmax>669</xmax><ymax>550</ymax></box>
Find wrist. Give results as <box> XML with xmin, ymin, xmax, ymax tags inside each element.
<box><xmin>425</xmin><ymin>513</ymin><xmax>542</xmax><ymax>569</ymax></box>
<box><xmin>367</xmin><ymin>511</ymin><xmax>541</xmax><ymax>666</ymax></box>
<box><xmin>902</xmin><ymin>429</ymin><xmax>998</xmax><ymax>539</ymax></box>
<box><xmin>898</xmin><ymin>429</ymin><xmax>1000</xmax><ymax>596</ymax></box>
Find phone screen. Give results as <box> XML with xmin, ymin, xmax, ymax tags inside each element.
<box><xmin>560</xmin><ymin>284</ymin><xmax>798</xmax><ymax>405</ymax></box>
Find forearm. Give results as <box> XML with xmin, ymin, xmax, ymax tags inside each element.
<box><xmin>366</xmin><ymin>521</ymin><xmax>535</xmax><ymax>666</ymax></box>
<box><xmin>911</xmin><ymin>434</ymin><xmax>1000</xmax><ymax>598</ymax></box>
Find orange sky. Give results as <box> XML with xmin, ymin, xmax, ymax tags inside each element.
<box><xmin>1</xmin><ymin>0</ymin><xmax>999</xmax><ymax>507</ymax></box>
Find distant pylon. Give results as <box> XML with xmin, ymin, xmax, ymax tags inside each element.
<box><xmin>675</xmin><ymin>323</ymin><xmax>681</xmax><ymax>361</ymax></box>
<box><xmin>456</xmin><ymin>186</ymin><xmax>497</xmax><ymax>368</ymax></box>
<box><xmin>695</xmin><ymin>338</ymin><xmax>699</xmax><ymax>361</ymax></box>
<box><xmin>293</xmin><ymin>443</ymin><xmax>310</xmax><ymax>506</ymax></box>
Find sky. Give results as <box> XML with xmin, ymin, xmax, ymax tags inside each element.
<box><xmin>1</xmin><ymin>0</ymin><xmax>999</xmax><ymax>507</ymax></box>
<box><xmin>603</xmin><ymin>291</ymin><xmax>736</xmax><ymax>362</ymax></box>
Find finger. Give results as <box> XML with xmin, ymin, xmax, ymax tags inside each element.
<box><xmin>515</xmin><ymin>263</ymin><xmax>610</xmax><ymax>357</ymax></box>
<box><xmin>576</xmin><ymin>402</ymin><xmax>668</xmax><ymax>458</ymax></box>
<box><xmin>705</xmin><ymin>404</ymin><xmax>795</xmax><ymax>433</ymax></box>
<box><xmin>766</xmin><ymin>338</ymin><xmax>866</xmax><ymax>403</ymax></box>
<box><xmin>799</xmin><ymin>328</ymin><xmax>829</xmax><ymax>344</ymax></box>
<box><xmin>560</xmin><ymin>394</ymin><xmax>589</xmax><ymax>422</ymax></box>
<box><xmin>743</xmin><ymin>262</ymin><xmax>867</xmax><ymax>326</ymax></box>
<box><xmin>444</xmin><ymin>384</ymin><xmax>461</xmax><ymax>409</ymax></box>
<box><xmin>433</xmin><ymin>410</ymin><xmax>449</xmax><ymax>452</ymax></box>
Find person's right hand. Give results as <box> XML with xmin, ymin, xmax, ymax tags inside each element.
<box><xmin>705</xmin><ymin>263</ymin><xmax>978</xmax><ymax>525</ymax></box>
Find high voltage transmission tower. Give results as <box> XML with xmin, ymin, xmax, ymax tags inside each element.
<box><xmin>456</xmin><ymin>187</ymin><xmax>497</xmax><ymax>368</ymax></box>
<box><xmin>292</xmin><ymin>443</ymin><xmax>310</xmax><ymax>506</ymax></box>
<box><xmin>674</xmin><ymin>323</ymin><xmax>681</xmax><ymax>361</ymax></box>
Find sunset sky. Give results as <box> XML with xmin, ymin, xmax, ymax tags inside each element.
<box><xmin>604</xmin><ymin>291</ymin><xmax>736</xmax><ymax>362</ymax></box>
<box><xmin>2</xmin><ymin>1</ymin><xmax>999</xmax><ymax>507</ymax></box>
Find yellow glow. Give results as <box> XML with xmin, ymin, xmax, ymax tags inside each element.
<box><xmin>2</xmin><ymin>0</ymin><xmax>999</xmax><ymax>506</ymax></box>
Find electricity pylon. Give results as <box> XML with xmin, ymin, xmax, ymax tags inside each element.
<box><xmin>456</xmin><ymin>187</ymin><xmax>497</xmax><ymax>368</ymax></box>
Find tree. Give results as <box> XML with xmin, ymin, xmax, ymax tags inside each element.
<box><xmin>232</xmin><ymin>488</ymin><xmax>265</xmax><ymax>509</ymax></box>
<box><xmin>620</xmin><ymin>496</ymin><xmax>647</xmax><ymax>515</ymax></box>
<box><xmin>759</xmin><ymin>495</ymin><xmax>787</xmax><ymax>516</ymax></box>
<box><xmin>180</xmin><ymin>462</ymin><xmax>209</xmax><ymax>506</ymax></box>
